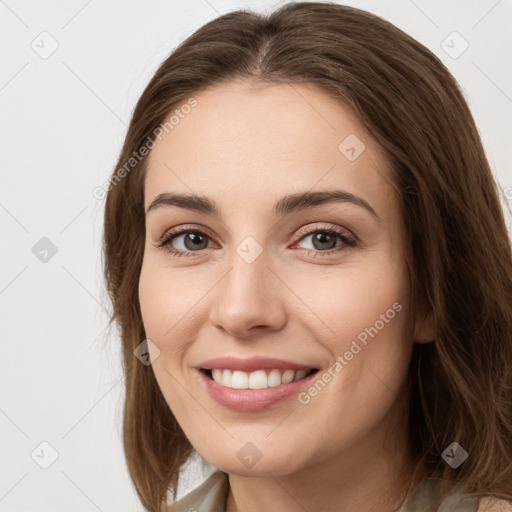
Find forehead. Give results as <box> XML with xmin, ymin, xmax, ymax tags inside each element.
<box><xmin>144</xmin><ymin>80</ymin><xmax>396</xmax><ymax>218</ymax></box>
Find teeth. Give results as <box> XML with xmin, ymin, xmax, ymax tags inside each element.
<box><xmin>222</xmin><ymin>369</ymin><xmax>232</xmax><ymax>387</ymax></box>
<box><xmin>281</xmin><ymin>369</ymin><xmax>295</xmax><ymax>384</ymax></box>
<box><xmin>208</xmin><ymin>368</ymin><xmax>312</xmax><ymax>389</ymax></box>
<box><xmin>248</xmin><ymin>369</ymin><xmax>267</xmax><ymax>389</ymax></box>
<box><xmin>267</xmin><ymin>369</ymin><xmax>281</xmax><ymax>387</ymax></box>
<box><xmin>232</xmin><ymin>370</ymin><xmax>249</xmax><ymax>389</ymax></box>
<box><xmin>294</xmin><ymin>369</ymin><xmax>308</xmax><ymax>382</ymax></box>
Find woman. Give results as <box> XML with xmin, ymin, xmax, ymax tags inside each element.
<box><xmin>102</xmin><ymin>2</ymin><xmax>512</xmax><ymax>511</ymax></box>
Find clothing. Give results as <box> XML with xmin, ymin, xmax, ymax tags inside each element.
<box><xmin>169</xmin><ymin>470</ymin><xmax>228</xmax><ymax>512</ymax></box>
<box><xmin>168</xmin><ymin>469</ymin><xmax>512</xmax><ymax>512</ymax></box>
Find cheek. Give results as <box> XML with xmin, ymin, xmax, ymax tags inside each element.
<box><xmin>285</xmin><ymin>256</ymin><xmax>410</xmax><ymax>342</ymax></box>
<box><xmin>139</xmin><ymin>263</ymin><xmax>188</xmax><ymax>363</ymax></box>
<box><xmin>139</xmin><ymin>262</ymin><xmax>200</xmax><ymax>339</ymax></box>
<box><xmin>283</xmin><ymin>266</ymin><xmax>412</xmax><ymax>456</ymax></box>
<box><xmin>138</xmin><ymin>260</ymin><xmax>222</xmax><ymax>376</ymax></box>
<box><xmin>285</xmin><ymin>255</ymin><xmax>412</xmax><ymax>409</ymax></box>
<box><xmin>138</xmin><ymin>262</ymin><xmax>203</xmax><ymax>415</ymax></box>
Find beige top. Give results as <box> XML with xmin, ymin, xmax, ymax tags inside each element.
<box><xmin>168</xmin><ymin>470</ymin><xmax>512</xmax><ymax>512</ymax></box>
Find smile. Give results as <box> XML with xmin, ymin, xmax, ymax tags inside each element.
<box><xmin>204</xmin><ymin>368</ymin><xmax>317</xmax><ymax>389</ymax></box>
<box><xmin>196</xmin><ymin>357</ymin><xmax>320</xmax><ymax>411</ymax></box>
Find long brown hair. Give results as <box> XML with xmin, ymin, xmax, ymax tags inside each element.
<box><xmin>102</xmin><ymin>2</ymin><xmax>512</xmax><ymax>510</ymax></box>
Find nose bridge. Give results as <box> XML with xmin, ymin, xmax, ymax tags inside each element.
<box><xmin>210</xmin><ymin>236</ymin><xmax>287</xmax><ymax>337</ymax></box>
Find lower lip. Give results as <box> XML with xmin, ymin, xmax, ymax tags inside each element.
<box><xmin>197</xmin><ymin>369</ymin><xmax>318</xmax><ymax>412</ymax></box>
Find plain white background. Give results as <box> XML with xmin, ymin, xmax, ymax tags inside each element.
<box><xmin>1</xmin><ymin>0</ymin><xmax>511</xmax><ymax>510</ymax></box>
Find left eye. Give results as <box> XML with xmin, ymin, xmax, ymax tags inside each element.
<box><xmin>295</xmin><ymin>229</ymin><xmax>354</xmax><ymax>252</ymax></box>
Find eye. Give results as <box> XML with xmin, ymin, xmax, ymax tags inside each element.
<box><xmin>292</xmin><ymin>225</ymin><xmax>356</xmax><ymax>256</ymax></box>
<box><xmin>155</xmin><ymin>226</ymin><xmax>215</xmax><ymax>258</ymax></box>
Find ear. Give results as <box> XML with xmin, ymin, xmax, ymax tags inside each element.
<box><xmin>413</xmin><ymin>308</ymin><xmax>435</xmax><ymax>343</ymax></box>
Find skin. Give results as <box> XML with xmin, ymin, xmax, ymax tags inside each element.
<box><xmin>138</xmin><ymin>79</ymin><xmax>433</xmax><ymax>512</ymax></box>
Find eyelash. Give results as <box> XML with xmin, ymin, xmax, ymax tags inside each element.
<box><xmin>154</xmin><ymin>224</ymin><xmax>357</xmax><ymax>259</ymax></box>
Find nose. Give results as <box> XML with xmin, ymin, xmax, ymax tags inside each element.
<box><xmin>209</xmin><ymin>249</ymin><xmax>288</xmax><ymax>340</ymax></box>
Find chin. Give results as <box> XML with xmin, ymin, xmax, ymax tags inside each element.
<box><xmin>197</xmin><ymin>441</ymin><xmax>310</xmax><ymax>478</ymax></box>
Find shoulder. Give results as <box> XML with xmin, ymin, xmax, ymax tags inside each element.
<box><xmin>167</xmin><ymin>469</ymin><xmax>229</xmax><ymax>512</ymax></box>
<box><xmin>477</xmin><ymin>497</ymin><xmax>512</xmax><ymax>512</ymax></box>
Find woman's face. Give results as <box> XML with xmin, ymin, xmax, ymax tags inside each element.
<box><xmin>139</xmin><ymin>80</ymin><xmax>423</xmax><ymax>476</ymax></box>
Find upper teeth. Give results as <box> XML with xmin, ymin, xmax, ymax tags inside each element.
<box><xmin>210</xmin><ymin>369</ymin><xmax>310</xmax><ymax>389</ymax></box>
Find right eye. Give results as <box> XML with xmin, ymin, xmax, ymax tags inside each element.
<box><xmin>156</xmin><ymin>228</ymin><xmax>215</xmax><ymax>257</ymax></box>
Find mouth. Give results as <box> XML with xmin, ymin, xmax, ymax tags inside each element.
<box><xmin>196</xmin><ymin>356</ymin><xmax>321</xmax><ymax>411</ymax></box>
<box><xmin>200</xmin><ymin>367</ymin><xmax>319</xmax><ymax>389</ymax></box>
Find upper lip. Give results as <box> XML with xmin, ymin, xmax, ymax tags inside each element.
<box><xmin>198</xmin><ymin>356</ymin><xmax>318</xmax><ymax>372</ymax></box>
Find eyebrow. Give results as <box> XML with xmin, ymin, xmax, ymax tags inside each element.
<box><xmin>145</xmin><ymin>190</ymin><xmax>379</xmax><ymax>220</ymax></box>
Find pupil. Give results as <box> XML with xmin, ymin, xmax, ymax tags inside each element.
<box><xmin>313</xmin><ymin>232</ymin><xmax>335</xmax><ymax>250</ymax></box>
<box><xmin>185</xmin><ymin>233</ymin><xmax>207</xmax><ymax>250</ymax></box>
